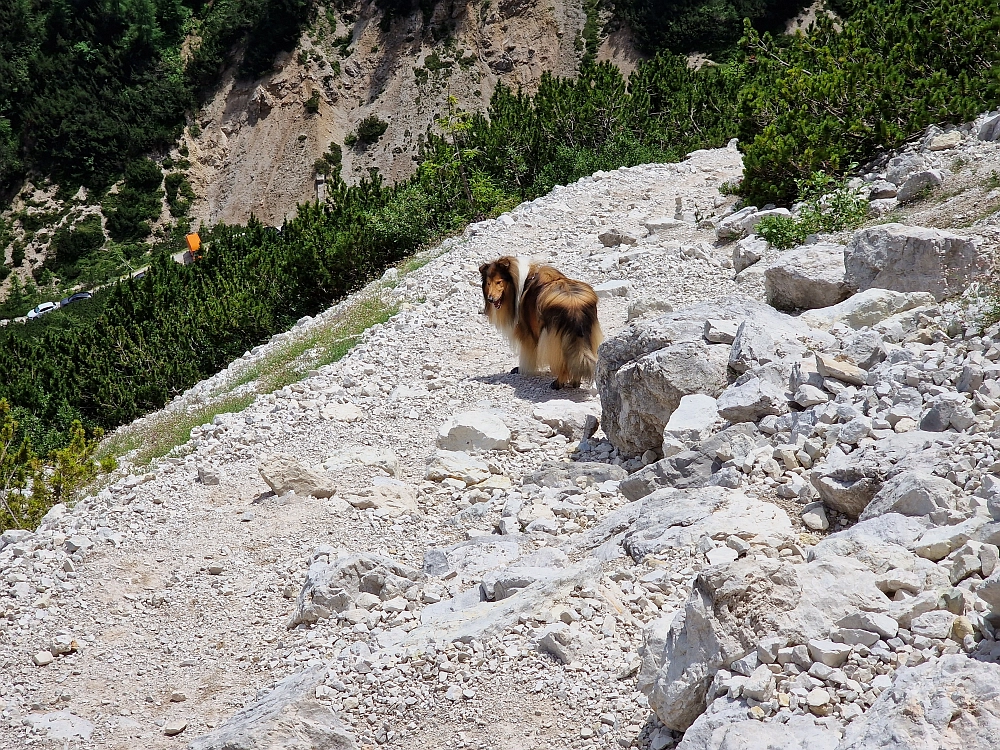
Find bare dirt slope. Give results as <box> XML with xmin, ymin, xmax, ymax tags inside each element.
<box><xmin>185</xmin><ymin>0</ymin><xmax>636</xmax><ymax>228</ymax></box>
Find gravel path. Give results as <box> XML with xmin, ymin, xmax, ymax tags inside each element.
<box><xmin>0</xmin><ymin>145</ymin><xmax>747</xmax><ymax>750</ymax></box>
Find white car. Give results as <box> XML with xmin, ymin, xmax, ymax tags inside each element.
<box><xmin>27</xmin><ymin>301</ymin><xmax>59</xmax><ymax>320</ymax></box>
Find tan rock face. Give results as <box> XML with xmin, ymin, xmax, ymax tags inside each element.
<box><xmin>186</xmin><ymin>0</ymin><xmax>638</xmax><ymax>227</ymax></box>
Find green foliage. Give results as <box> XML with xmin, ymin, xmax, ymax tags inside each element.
<box><xmin>304</xmin><ymin>90</ymin><xmax>321</xmax><ymax>114</ymax></box>
<box><xmin>580</xmin><ymin>0</ymin><xmax>601</xmax><ymax>66</ymax></box>
<box><xmin>755</xmin><ymin>171</ymin><xmax>868</xmax><ymax>248</ymax></box>
<box><xmin>17</xmin><ymin>209</ymin><xmax>61</xmax><ymax>232</ymax></box>
<box><xmin>738</xmin><ymin>1</ymin><xmax>1000</xmax><ymax>203</ymax></box>
<box><xmin>165</xmin><ymin>173</ymin><xmax>196</xmax><ymax>217</ymax></box>
<box><xmin>0</xmin><ymin>118</ymin><xmax>22</xmax><ymax>191</ymax></box>
<box><xmin>1</xmin><ymin>0</ymin><xmax>191</xmax><ymax>189</ymax></box>
<box><xmin>0</xmin><ymin>398</ymin><xmax>112</xmax><ymax>533</ymax></box>
<box><xmin>356</xmin><ymin>115</ymin><xmax>390</xmax><ymax>143</ymax></box>
<box><xmin>187</xmin><ymin>0</ymin><xmax>316</xmax><ymax>96</ymax></box>
<box><xmin>423</xmin><ymin>52</ymin><xmax>452</xmax><ymax>74</ymax></box>
<box><xmin>314</xmin><ymin>142</ymin><xmax>344</xmax><ymax>180</ymax></box>
<box><xmin>982</xmin><ymin>284</ymin><xmax>1000</xmax><ymax>332</ymax></box>
<box><xmin>104</xmin><ymin>159</ymin><xmax>163</xmax><ymax>242</ymax></box>
<box><xmin>616</xmin><ymin>0</ymin><xmax>809</xmax><ymax>56</ymax></box>
<box><xmin>46</xmin><ymin>214</ymin><xmax>106</xmax><ymax>278</ymax></box>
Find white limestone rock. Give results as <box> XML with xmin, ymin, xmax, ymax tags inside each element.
<box><xmin>763</xmin><ymin>243</ymin><xmax>851</xmax><ymax>311</ymax></box>
<box><xmin>640</xmin><ymin>555</ymin><xmax>889</xmax><ymax>731</ymax></box>
<box><xmin>662</xmin><ymin>394</ymin><xmax>719</xmax><ymax>446</ymax></box>
<box><xmin>424</xmin><ymin>450</ymin><xmax>491</xmax><ymax>486</ymax></box>
<box><xmin>258</xmin><ymin>455</ymin><xmax>338</xmax><ymax>498</ymax></box>
<box><xmin>859</xmin><ymin>470</ymin><xmax>968</xmax><ymax>523</ymax></box>
<box><xmin>532</xmin><ymin>399</ymin><xmax>601</xmax><ymax>438</ymax></box>
<box><xmin>188</xmin><ymin>667</ymin><xmax>356</xmax><ymax>750</ymax></box>
<box><xmin>801</xmin><ymin>288</ymin><xmax>936</xmax><ymax>330</ymax></box>
<box><xmin>844</xmin><ymin>224</ymin><xmax>984</xmax><ymax>302</ymax></box>
<box><xmin>437</xmin><ymin>411</ymin><xmax>511</xmax><ymax>451</ymax></box>
<box><xmin>838</xmin><ymin>655</ymin><xmax>1000</xmax><ymax>750</ymax></box>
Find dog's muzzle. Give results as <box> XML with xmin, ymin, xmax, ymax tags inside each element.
<box><xmin>488</xmin><ymin>297</ymin><xmax>502</xmax><ymax>309</ymax></box>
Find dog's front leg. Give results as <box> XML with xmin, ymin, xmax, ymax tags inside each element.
<box><xmin>517</xmin><ymin>348</ymin><xmax>539</xmax><ymax>376</ymax></box>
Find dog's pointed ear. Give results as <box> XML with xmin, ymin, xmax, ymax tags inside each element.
<box><xmin>479</xmin><ymin>262</ymin><xmax>489</xmax><ymax>277</ymax></box>
<box><xmin>496</xmin><ymin>257</ymin><xmax>512</xmax><ymax>270</ymax></box>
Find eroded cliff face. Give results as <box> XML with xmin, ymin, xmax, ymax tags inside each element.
<box><xmin>185</xmin><ymin>0</ymin><xmax>640</xmax><ymax>227</ymax></box>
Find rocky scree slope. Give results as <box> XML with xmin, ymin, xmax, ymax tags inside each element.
<box><xmin>5</xmin><ymin>116</ymin><xmax>1000</xmax><ymax>750</ymax></box>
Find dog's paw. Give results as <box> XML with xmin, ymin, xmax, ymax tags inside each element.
<box><xmin>510</xmin><ymin>367</ymin><xmax>519</xmax><ymax>374</ymax></box>
<box><xmin>550</xmin><ymin>380</ymin><xmax>562</xmax><ymax>390</ymax></box>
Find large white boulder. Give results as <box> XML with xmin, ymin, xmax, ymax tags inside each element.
<box><xmin>763</xmin><ymin>243</ymin><xmax>851</xmax><ymax>311</ymax></box>
<box><xmin>640</xmin><ymin>555</ymin><xmax>889</xmax><ymax>731</ymax></box>
<box><xmin>800</xmin><ymin>288</ymin><xmax>936</xmax><ymax>330</ymax></box>
<box><xmin>859</xmin><ymin>470</ymin><xmax>969</xmax><ymax>522</ymax></box>
<box><xmin>424</xmin><ymin>450</ymin><xmax>491</xmax><ymax>486</ymax></box>
<box><xmin>437</xmin><ymin>411</ymin><xmax>511</xmax><ymax>451</ymax></box>
<box><xmin>717</xmin><ymin>376</ymin><xmax>788</xmax><ymax>424</ymax></box>
<box><xmin>189</xmin><ymin>667</ymin><xmax>356</xmax><ymax>750</ymax></box>
<box><xmin>258</xmin><ymin>454</ymin><xmax>338</xmax><ymax>498</ymax></box>
<box><xmin>838</xmin><ymin>655</ymin><xmax>1000</xmax><ymax>750</ymax></box>
<box><xmin>597</xmin><ymin>297</ymin><xmax>811</xmax><ymax>455</ymax></box>
<box><xmin>662</xmin><ymin>394</ymin><xmax>719</xmax><ymax>446</ymax></box>
<box><xmin>844</xmin><ymin>224</ymin><xmax>984</xmax><ymax>302</ymax></box>
<box><xmin>895</xmin><ymin>169</ymin><xmax>943</xmax><ymax>202</ymax></box>
<box><xmin>532</xmin><ymin>399</ymin><xmax>601</xmax><ymax>438</ymax></box>
<box><xmin>677</xmin><ymin>697</ymin><xmax>840</xmax><ymax>750</ymax></box>
<box><xmin>622</xmin><ymin>487</ymin><xmax>792</xmax><ymax>561</ymax></box>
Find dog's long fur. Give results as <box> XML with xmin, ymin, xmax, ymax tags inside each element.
<box><xmin>480</xmin><ymin>256</ymin><xmax>602</xmax><ymax>389</ymax></box>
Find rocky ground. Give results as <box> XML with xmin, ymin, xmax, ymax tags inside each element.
<box><xmin>4</xmin><ymin>114</ymin><xmax>1000</xmax><ymax>750</ymax></box>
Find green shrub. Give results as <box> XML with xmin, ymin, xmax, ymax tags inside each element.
<box><xmin>755</xmin><ymin>171</ymin><xmax>869</xmax><ymax>248</ymax></box>
<box><xmin>738</xmin><ymin>1</ymin><xmax>1000</xmax><ymax>204</ymax></box>
<box><xmin>19</xmin><ymin>210</ymin><xmax>60</xmax><ymax>232</ymax></box>
<box><xmin>617</xmin><ymin>0</ymin><xmax>810</xmax><ymax>56</ymax></box>
<box><xmin>314</xmin><ymin>143</ymin><xmax>344</xmax><ymax>180</ymax></box>
<box><xmin>0</xmin><ymin>117</ymin><xmax>22</xmax><ymax>190</ymax></box>
<box><xmin>0</xmin><ymin>399</ymin><xmax>113</xmax><ymax>533</ymax></box>
<box><xmin>165</xmin><ymin>173</ymin><xmax>196</xmax><ymax>217</ymax></box>
<box><xmin>356</xmin><ymin>115</ymin><xmax>389</xmax><ymax>143</ymax></box>
<box><xmin>104</xmin><ymin>159</ymin><xmax>163</xmax><ymax>241</ymax></box>
<box><xmin>49</xmin><ymin>214</ymin><xmax>105</xmax><ymax>268</ymax></box>
<box><xmin>304</xmin><ymin>91</ymin><xmax>321</xmax><ymax>114</ymax></box>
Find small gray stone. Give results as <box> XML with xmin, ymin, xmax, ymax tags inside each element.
<box><xmin>598</xmin><ymin>228</ymin><xmax>638</xmax><ymax>247</ymax></box>
<box><xmin>164</xmin><ymin>718</ymin><xmax>188</xmax><ymax>736</ymax></box>
<box><xmin>594</xmin><ymin>280</ymin><xmax>632</xmax><ymax>298</ymax></box>
<box><xmin>801</xmin><ymin>502</ymin><xmax>830</xmax><ymax>531</ymax></box>
<box><xmin>896</xmin><ymin>170</ymin><xmax>944</xmax><ymax>202</ymax></box>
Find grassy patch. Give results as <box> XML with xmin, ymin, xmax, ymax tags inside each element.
<box><xmin>249</xmin><ymin>292</ymin><xmax>398</xmax><ymax>393</ymax></box>
<box><xmin>101</xmin><ymin>392</ymin><xmax>258</xmax><ymax>469</ymax></box>
<box><xmin>103</xmin><ymin>291</ymin><xmax>399</xmax><ymax>468</ymax></box>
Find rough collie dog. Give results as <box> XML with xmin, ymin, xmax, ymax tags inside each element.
<box><xmin>479</xmin><ymin>256</ymin><xmax>602</xmax><ymax>389</ymax></box>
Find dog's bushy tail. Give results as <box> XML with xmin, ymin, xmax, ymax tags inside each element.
<box><xmin>563</xmin><ymin>319</ymin><xmax>603</xmax><ymax>386</ymax></box>
<box><xmin>540</xmin><ymin>281</ymin><xmax>602</xmax><ymax>387</ymax></box>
